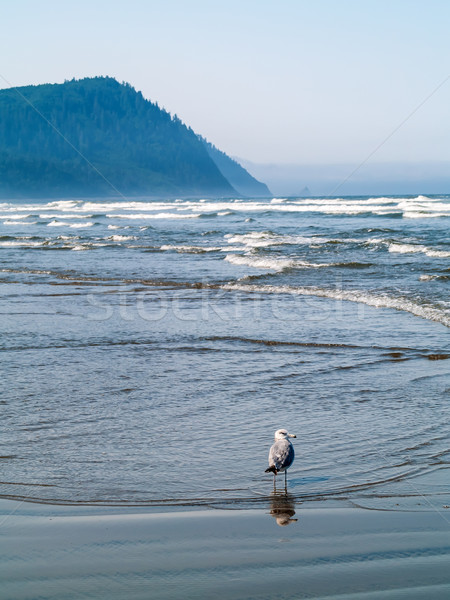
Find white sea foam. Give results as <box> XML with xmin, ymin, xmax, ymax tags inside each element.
<box><xmin>225</xmin><ymin>232</ymin><xmax>270</xmax><ymax>240</ymax></box>
<box><xmin>419</xmin><ymin>274</ymin><xmax>437</xmax><ymax>281</ymax></box>
<box><xmin>221</xmin><ymin>282</ymin><xmax>450</xmax><ymax>327</ymax></box>
<box><xmin>106</xmin><ymin>212</ymin><xmax>201</xmax><ymax>219</ymax></box>
<box><xmin>86</xmin><ymin>201</ymin><xmax>176</xmax><ymax>212</ymax></box>
<box><xmin>47</xmin><ymin>220</ymin><xmax>68</xmax><ymax>227</ymax></box>
<box><xmin>365</xmin><ymin>238</ymin><xmax>450</xmax><ymax>258</ymax></box>
<box><xmin>0</xmin><ymin>204</ymin><xmax>41</xmax><ymax>213</ymax></box>
<box><xmin>398</xmin><ymin>198</ymin><xmax>450</xmax><ymax>209</ymax></box>
<box><xmin>160</xmin><ymin>244</ymin><xmax>222</xmax><ymax>253</ymax></box>
<box><xmin>224</xmin><ymin>254</ymin><xmax>331</xmax><ymax>271</ymax></box>
<box><xmin>46</xmin><ymin>220</ymin><xmax>94</xmax><ymax>228</ymax></box>
<box><xmin>0</xmin><ymin>213</ymin><xmax>32</xmax><ymax>219</ymax></box>
<box><xmin>46</xmin><ymin>200</ymin><xmax>79</xmax><ymax>210</ymax></box>
<box><xmin>69</xmin><ymin>222</ymin><xmax>94</xmax><ymax>228</ymax></box>
<box><xmin>388</xmin><ymin>243</ymin><xmax>424</xmax><ymax>254</ymax></box>
<box><xmin>365</xmin><ymin>238</ymin><xmax>386</xmax><ymax>245</ymax></box>
<box><xmin>4</xmin><ymin>195</ymin><xmax>449</xmax><ymax>221</ymax></box>
<box><xmin>403</xmin><ymin>211</ymin><xmax>450</xmax><ymax>219</ymax></box>
<box><xmin>0</xmin><ymin>240</ymin><xmax>43</xmax><ymax>247</ymax></box>
<box><xmin>3</xmin><ymin>220</ymin><xmax>37</xmax><ymax>226</ymax></box>
<box><xmin>108</xmin><ymin>235</ymin><xmax>136</xmax><ymax>242</ymax></box>
<box><xmin>101</xmin><ymin>199</ymin><xmax>388</xmax><ymax>216</ymax></box>
<box><xmin>225</xmin><ymin>232</ymin><xmax>282</xmax><ymax>248</ymax></box>
<box><xmin>388</xmin><ymin>243</ymin><xmax>450</xmax><ymax>258</ymax></box>
<box><xmin>39</xmin><ymin>213</ymin><xmax>93</xmax><ymax>219</ymax></box>
<box><xmin>224</xmin><ymin>254</ymin><xmax>297</xmax><ymax>271</ymax></box>
<box><xmin>225</xmin><ymin>231</ymin><xmax>334</xmax><ymax>248</ymax></box>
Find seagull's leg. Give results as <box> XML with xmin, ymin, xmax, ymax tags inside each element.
<box><xmin>284</xmin><ymin>470</ymin><xmax>287</xmax><ymax>493</ymax></box>
<box><xmin>273</xmin><ymin>474</ymin><xmax>276</xmax><ymax>492</ymax></box>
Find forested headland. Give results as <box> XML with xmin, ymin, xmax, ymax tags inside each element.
<box><xmin>0</xmin><ymin>77</ymin><xmax>270</xmax><ymax>198</ymax></box>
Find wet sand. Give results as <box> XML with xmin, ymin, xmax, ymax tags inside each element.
<box><xmin>1</xmin><ymin>499</ymin><xmax>450</xmax><ymax>600</ymax></box>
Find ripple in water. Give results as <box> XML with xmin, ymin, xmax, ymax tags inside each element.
<box><xmin>0</xmin><ymin>196</ymin><xmax>449</xmax><ymax>506</ymax></box>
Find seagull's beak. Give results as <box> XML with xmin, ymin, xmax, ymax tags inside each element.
<box><xmin>289</xmin><ymin>434</ymin><xmax>296</xmax><ymax>438</ymax></box>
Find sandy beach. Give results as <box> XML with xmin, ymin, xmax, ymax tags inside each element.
<box><xmin>1</xmin><ymin>499</ymin><xmax>450</xmax><ymax>600</ymax></box>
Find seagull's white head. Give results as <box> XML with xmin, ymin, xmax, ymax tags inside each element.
<box><xmin>274</xmin><ymin>428</ymin><xmax>296</xmax><ymax>441</ymax></box>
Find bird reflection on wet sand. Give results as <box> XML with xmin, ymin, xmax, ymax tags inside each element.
<box><xmin>269</xmin><ymin>492</ymin><xmax>298</xmax><ymax>527</ymax></box>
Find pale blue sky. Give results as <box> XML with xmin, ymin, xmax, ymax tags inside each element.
<box><xmin>1</xmin><ymin>0</ymin><xmax>449</xmax><ymax>166</ymax></box>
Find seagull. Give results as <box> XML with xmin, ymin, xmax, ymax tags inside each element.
<box><xmin>265</xmin><ymin>429</ymin><xmax>296</xmax><ymax>488</ymax></box>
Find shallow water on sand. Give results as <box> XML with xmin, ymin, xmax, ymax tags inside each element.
<box><xmin>1</xmin><ymin>502</ymin><xmax>450</xmax><ymax>600</ymax></box>
<box><xmin>0</xmin><ymin>195</ymin><xmax>449</xmax><ymax>506</ymax></box>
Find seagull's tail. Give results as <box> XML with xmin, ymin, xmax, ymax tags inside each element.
<box><xmin>265</xmin><ymin>466</ymin><xmax>278</xmax><ymax>475</ymax></box>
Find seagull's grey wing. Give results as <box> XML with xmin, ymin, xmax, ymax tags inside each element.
<box><xmin>268</xmin><ymin>440</ymin><xmax>295</xmax><ymax>471</ymax></box>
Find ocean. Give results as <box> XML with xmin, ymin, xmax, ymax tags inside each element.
<box><xmin>1</xmin><ymin>195</ymin><xmax>449</xmax><ymax>508</ymax></box>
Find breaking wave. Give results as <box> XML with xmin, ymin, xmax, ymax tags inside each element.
<box><xmin>221</xmin><ymin>282</ymin><xmax>450</xmax><ymax>328</ymax></box>
<box><xmin>388</xmin><ymin>243</ymin><xmax>450</xmax><ymax>258</ymax></box>
<box><xmin>224</xmin><ymin>254</ymin><xmax>341</xmax><ymax>271</ymax></box>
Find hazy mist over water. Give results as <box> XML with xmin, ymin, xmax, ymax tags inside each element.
<box><xmin>241</xmin><ymin>161</ymin><xmax>450</xmax><ymax>197</ymax></box>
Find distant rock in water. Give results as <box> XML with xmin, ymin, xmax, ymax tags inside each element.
<box><xmin>0</xmin><ymin>76</ymin><xmax>269</xmax><ymax>198</ymax></box>
<box><xmin>298</xmin><ymin>186</ymin><xmax>311</xmax><ymax>197</ymax></box>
